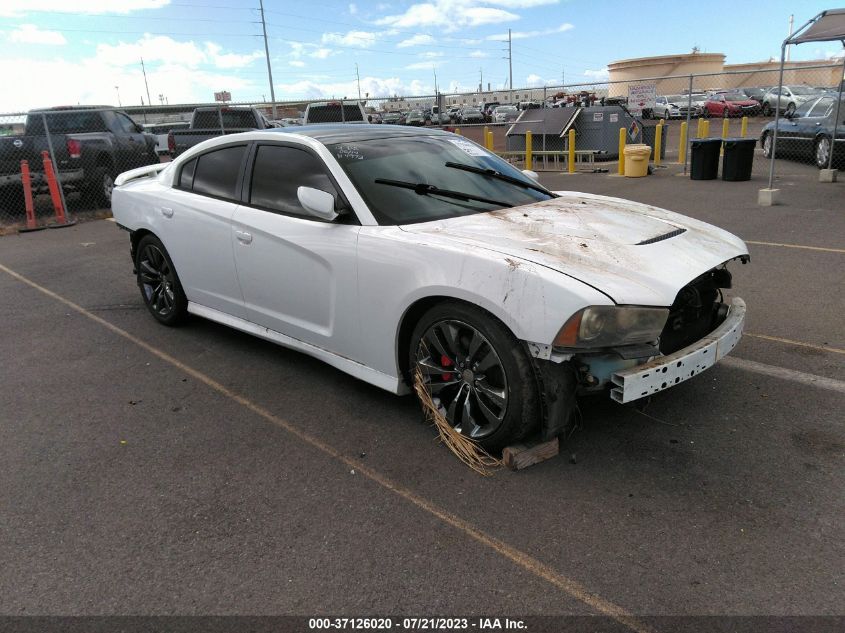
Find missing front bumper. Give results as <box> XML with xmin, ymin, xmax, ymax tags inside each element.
<box><xmin>609</xmin><ymin>297</ymin><xmax>746</xmax><ymax>404</ymax></box>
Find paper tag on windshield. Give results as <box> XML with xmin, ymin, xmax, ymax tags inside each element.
<box><xmin>448</xmin><ymin>138</ymin><xmax>488</xmax><ymax>157</ymax></box>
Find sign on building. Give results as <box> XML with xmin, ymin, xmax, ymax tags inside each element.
<box><xmin>627</xmin><ymin>83</ymin><xmax>656</xmax><ymax>117</ymax></box>
<box><xmin>214</xmin><ymin>91</ymin><xmax>232</xmax><ymax>102</ymax></box>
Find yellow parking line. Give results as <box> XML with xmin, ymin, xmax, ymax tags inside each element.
<box><xmin>0</xmin><ymin>261</ymin><xmax>653</xmax><ymax>633</ymax></box>
<box><xmin>744</xmin><ymin>333</ymin><xmax>845</xmax><ymax>355</ymax></box>
<box><xmin>745</xmin><ymin>241</ymin><xmax>845</xmax><ymax>254</ymax></box>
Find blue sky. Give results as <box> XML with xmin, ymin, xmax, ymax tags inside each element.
<box><xmin>0</xmin><ymin>0</ymin><xmax>843</xmax><ymax>111</ymax></box>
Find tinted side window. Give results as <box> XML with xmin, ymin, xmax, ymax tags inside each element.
<box><xmin>115</xmin><ymin>113</ymin><xmax>139</xmax><ymax>133</ymax></box>
<box><xmin>808</xmin><ymin>97</ymin><xmax>834</xmax><ymax>118</ymax></box>
<box><xmin>249</xmin><ymin>145</ymin><xmax>337</xmax><ymax>217</ymax></box>
<box><xmin>179</xmin><ymin>158</ymin><xmax>197</xmax><ymax>190</ymax></box>
<box><xmin>192</xmin><ymin>145</ymin><xmax>246</xmax><ymax>200</ymax></box>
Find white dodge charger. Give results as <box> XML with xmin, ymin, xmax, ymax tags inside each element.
<box><xmin>112</xmin><ymin>125</ymin><xmax>749</xmax><ymax>450</ymax></box>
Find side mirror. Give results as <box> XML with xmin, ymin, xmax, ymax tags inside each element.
<box><xmin>297</xmin><ymin>186</ymin><xmax>338</xmax><ymax>221</ymax></box>
<box><xmin>135</xmin><ymin>124</ymin><xmax>144</xmax><ymax>133</ymax></box>
<box><xmin>522</xmin><ymin>169</ymin><xmax>540</xmax><ymax>181</ymax></box>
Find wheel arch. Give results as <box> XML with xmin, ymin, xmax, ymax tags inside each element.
<box><xmin>394</xmin><ymin>294</ymin><xmax>521</xmax><ymax>388</ymax></box>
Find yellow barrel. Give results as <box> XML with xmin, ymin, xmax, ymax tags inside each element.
<box><xmin>623</xmin><ymin>144</ymin><xmax>651</xmax><ymax>178</ymax></box>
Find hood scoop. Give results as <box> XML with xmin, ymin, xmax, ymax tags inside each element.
<box><xmin>636</xmin><ymin>228</ymin><xmax>687</xmax><ymax>245</ymax></box>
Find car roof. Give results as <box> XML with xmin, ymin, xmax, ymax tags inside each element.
<box><xmin>264</xmin><ymin>124</ymin><xmax>453</xmax><ymax>144</ymax></box>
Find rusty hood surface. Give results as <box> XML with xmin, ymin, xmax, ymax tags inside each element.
<box><xmin>399</xmin><ymin>191</ymin><xmax>749</xmax><ymax>306</ymax></box>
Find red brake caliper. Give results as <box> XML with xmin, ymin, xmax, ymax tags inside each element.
<box><xmin>441</xmin><ymin>354</ymin><xmax>454</xmax><ymax>380</ymax></box>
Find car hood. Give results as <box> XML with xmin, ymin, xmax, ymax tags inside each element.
<box><xmin>399</xmin><ymin>192</ymin><xmax>749</xmax><ymax>305</ymax></box>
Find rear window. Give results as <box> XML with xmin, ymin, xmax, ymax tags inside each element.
<box><xmin>307</xmin><ymin>104</ymin><xmax>364</xmax><ymax>123</ymax></box>
<box><xmin>188</xmin><ymin>145</ymin><xmax>247</xmax><ymax>200</ymax></box>
<box><xmin>26</xmin><ymin>111</ymin><xmax>107</xmax><ymax>135</ymax></box>
<box><xmin>192</xmin><ymin>109</ymin><xmax>259</xmax><ymax>129</ymax></box>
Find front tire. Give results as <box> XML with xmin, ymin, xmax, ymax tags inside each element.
<box><xmin>815</xmin><ymin>136</ymin><xmax>832</xmax><ymax>169</ymax></box>
<box><xmin>409</xmin><ymin>302</ymin><xmax>540</xmax><ymax>452</ymax></box>
<box><xmin>135</xmin><ymin>235</ymin><xmax>188</xmax><ymax>326</ymax></box>
<box><xmin>762</xmin><ymin>131</ymin><xmax>774</xmax><ymax>158</ymax></box>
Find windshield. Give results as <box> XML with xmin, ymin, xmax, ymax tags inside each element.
<box><xmin>666</xmin><ymin>96</ymin><xmax>685</xmax><ymax>103</ymax></box>
<box><xmin>496</xmin><ymin>106</ymin><xmax>517</xmax><ymax>112</ymax></box>
<box><xmin>331</xmin><ymin>135</ymin><xmax>554</xmax><ymax>225</ymax></box>
<box><xmin>723</xmin><ymin>93</ymin><xmax>747</xmax><ymax>102</ymax></box>
<box><xmin>789</xmin><ymin>86</ymin><xmax>817</xmax><ymax>95</ymax></box>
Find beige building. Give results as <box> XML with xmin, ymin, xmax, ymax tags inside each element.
<box><xmin>607</xmin><ymin>52</ymin><xmax>843</xmax><ymax>96</ymax></box>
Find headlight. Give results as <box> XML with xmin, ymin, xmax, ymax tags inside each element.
<box><xmin>553</xmin><ymin>306</ymin><xmax>669</xmax><ymax>349</ymax></box>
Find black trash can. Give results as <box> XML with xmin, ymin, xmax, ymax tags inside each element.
<box><xmin>722</xmin><ymin>137</ymin><xmax>756</xmax><ymax>181</ymax></box>
<box><xmin>690</xmin><ymin>138</ymin><xmax>721</xmax><ymax>180</ymax></box>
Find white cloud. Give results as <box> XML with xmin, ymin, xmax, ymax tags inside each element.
<box><xmin>396</xmin><ymin>34</ymin><xmax>435</xmax><ymax>48</ymax></box>
<box><xmin>8</xmin><ymin>24</ymin><xmax>66</xmax><ymax>45</ymax></box>
<box><xmin>405</xmin><ymin>60</ymin><xmax>444</xmax><ymax>70</ymax></box>
<box><xmin>484</xmin><ymin>0</ymin><xmax>557</xmax><ymax>6</ymax></box>
<box><xmin>289</xmin><ymin>60</ymin><xmax>306</xmax><ymax>67</ymax></box>
<box><xmin>487</xmin><ymin>22</ymin><xmax>573</xmax><ymax>40</ymax></box>
<box><xmin>204</xmin><ymin>42</ymin><xmax>263</xmax><ymax>69</ymax></box>
<box><xmin>321</xmin><ymin>30</ymin><xmax>378</xmax><ymax>48</ymax></box>
<box><xmin>583</xmin><ymin>67</ymin><xmax>609</xmax><ymax>80</ymax></box>
<box><xmin>275</xmin><ymin>76</ymin><xmax>431</xmax><ymax>100</ymax></box>
<box><xmin>94</xmin><ymin>36</ymin><xmax>262</xmax><ymax>71</ymax></box>
<box><xmin>0</xmin><ymin>54</ymin><xmax>256</xmax><ymax>112</ymax></box>
<box><xmin>96</xmin><ymin>35</ymin><xmax>208</xmax><ymax>67</ymax></box>
<box><xmin>349</xmin><ymin>3</ymin><xmax>358</xmax><ymax>14</ymax></box>
<box><xmin>420</xmin><ymin>51</ymin><xmax>444</xmax><ymax>58</ymax></box>
<box><xmin>377</xmin><ymin>1</ymin><xmax>518</xmax><ymax>31</ymax></box>
<box><xmin>469</xmin><ymin>50</ymin><xmax>488</xmax><ymax>58</ymax></box>
<box><xmin>0</xmin><ymin>0</ymin><xmax>169</xmax><ymax>17</ymax></box>
<box><xmin>311</xmin><ymin>48</ymin><xmax>334</xmax><ymax>59</ymax></box>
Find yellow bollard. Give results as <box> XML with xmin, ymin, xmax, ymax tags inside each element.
<box><xmin>455</xmin><ymin>127</ymin><xmax>461</xmax><ymax>136</ymax></box>
<box><xmin>740</xmin><ymin>116</ymin><xmax>748</xmax><ymax>138</ymax></box>
<box><xmin>568</xmin><ymin>128</ymin><xmax>576</xmax><ymax>174</ymax></box>
<box><xmin>696</xmin><ymin>118</ymin><xmax>703</xmax><ymax>138</ymax></box>
<box><xmin>618</xmin><ymin>127</ymin><xmax>626</xmax><ymax>175</ymax></box>
<box><xmin>654</xmin><ymin>123</ymin><xmax>663</xmax><ymax>167</ymax></box>
<box><xmin>721</xmin><ymin>117</ymin><xmax>729</xmax><ymax>155</ymax></box>
<box><xmin>483</xmin><ymin>126</ymin><xmax>490</xmax><ymax>149</ymax></box>
<box><xmin>659</xmin><ymin>118</ymin><xmax>665</xmax><ymax>127</ymax></box>
<box><xmin>525</xmin><ymin>131</ymin><xmax>533</xmax><ymax>171</ymax></box>
<box><xmin>678</xmin><ymin>121</ymin><xmax>688</xmax><ymax>165</ymax></box>
<box><xmin>701</xmin><ymin>119</ymin><xmax>710</xmax><ymax>138</ymax></box>
<box><xmin>487</xmin><ymin>129</ymin><xmax>494</xmax><ymax>151</ymax></box>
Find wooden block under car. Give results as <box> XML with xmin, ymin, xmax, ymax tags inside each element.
<box><xmin>502</xmin><ymin>437</ymin><xmax>559</xmax><ymax>471</ymax></box>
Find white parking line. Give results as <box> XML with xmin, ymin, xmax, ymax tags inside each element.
<box><xmin>721</xmin><ymin>356</ymin><xmax>845</xmax><ymax>395</ymax></box>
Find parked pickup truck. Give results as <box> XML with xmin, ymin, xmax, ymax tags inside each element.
<box><xmin>167</xmin><ymin>106</ymin><xmax>275</xmax><ymax>157</ymax></box>
<box><xmin>0</xmin><ymin>106</ymin><xmax>159</xmax><ymax>207</ymax></box>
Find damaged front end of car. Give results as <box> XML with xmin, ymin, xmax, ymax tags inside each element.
<box><xmin>531</xmin><ymin>258</ymin><xmax>749</xmax><ymax>440</ymax></box>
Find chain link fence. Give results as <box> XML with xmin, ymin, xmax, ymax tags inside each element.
<box><xmin>1</xmin><ymin>63</ymin><xmax>842</xmax><ymax>232</ymax></box>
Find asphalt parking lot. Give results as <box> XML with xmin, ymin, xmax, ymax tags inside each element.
<box><xmin>0</xmin><ymin>163</ymin><xmax>843</xmax><ymax>631</ymax></box>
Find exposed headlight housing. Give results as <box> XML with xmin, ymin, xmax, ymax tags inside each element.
<box><xmin>553</xmin><ymin>306</ymin><xmax>669</xmax><ymax>349</ymax></box>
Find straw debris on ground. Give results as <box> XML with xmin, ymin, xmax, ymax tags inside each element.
<box><xmin>413</xmin><ymin>366</ymin><xmax>502</xmax><ymax>476</ymax></box>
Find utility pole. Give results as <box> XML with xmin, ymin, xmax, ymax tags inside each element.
<box><xmin>356</xmin><ymin>63</ymin><xmax>362</xmax><ymax>101</ymax></box>
<box><xmin>258</xmin><ymin>0</ymin><xmax>277</xmax><ymax>119</ymax></box>
<box><xmin>479</xmin><ymin>67</ymin><xmax>483</xmax><ymax>93</ymax></box>
<box><xmin>508</xmin><ymin>28</ymin><xmax>513</xmax><ymax>103</ymax></box>
<box><xmin>140</xmin><ymin>57</ymin><xmax>152</xmax><ymax>108</ymax></box>
<box><xmin>786</xmin><ymin>14</ymin><xmax>794</xmax><ymax>62</ymax></box>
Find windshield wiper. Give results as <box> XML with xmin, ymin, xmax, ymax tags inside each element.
<box><xmin>374</xmin><ymin>178</ymin><xmax>513</xmax><ymax>208</ymax></box>
<box><xmin>444</xmin><ymin>161</ymin><xmax>556</xmax><ymax>197</ymax></box>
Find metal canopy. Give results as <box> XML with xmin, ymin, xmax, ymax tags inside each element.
<box><xmin>788</xmin><ymin>8</ymin><xmax>845</xmax><ymax>44</ymax></box>
<box><xmin>767</xmin><ymin>9</ymin><xmax>845</xmax><ymax>189</ymax></box>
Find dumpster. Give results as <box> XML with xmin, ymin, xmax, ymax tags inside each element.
<box><xmin>623</xmin><ymin>144</ymin><xmax>651</xmax><ymax>177</ymax></box>
<box><xmin>722</xmin><ymin>137</ymin><xmax>756</xmax><ymax>181</ymax></box>
<box><xmin>690</xmin><ymin>138</ymin><xmax>721</xmax><ymax>180</ymax></box>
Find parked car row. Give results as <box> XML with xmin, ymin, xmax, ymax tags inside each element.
<box><xmin>648</xmin><ymin>85</ymin><xmax>834</xmax><ymax>120</ymax></box>
<box><xmin>760</xmin><ymin>92</ymin><xmax>845</xmax><ymax>168</ymax></box>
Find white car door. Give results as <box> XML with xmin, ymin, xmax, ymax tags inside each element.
<box><xmin>160</xmin><ymin>143</ymin><xmax>248</xmax><ymax>319</ymax></box>
<box><xmin>231</xmin><ymin>142</ymin><xmax>362</xmax><ymax>359</ymax></box>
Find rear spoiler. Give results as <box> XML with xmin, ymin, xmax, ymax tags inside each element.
<box><xmin>115</xmin><ymin>163</ymin><xmax>168</xmax><ymax>187</ymax></box>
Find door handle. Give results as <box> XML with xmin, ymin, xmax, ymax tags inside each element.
<box><xmin>235</xmin><ymin>230</ymin><xmax>253</xmax><ymax>244</ymax></box>
<box><xmin>160</xmin><ymin>207</ymin><xmax>173</xmax><ymax>218</ymax></box>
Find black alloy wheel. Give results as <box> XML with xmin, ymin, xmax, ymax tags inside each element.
<box><xmin>410</xmin><ymin>303</ymin><xmax>540</xmax><ymax>451</ymax></box>
<box><xmin>135</xmin><ymin>235</ymin><xmax>187</xmax><ymax>325</ymax></box>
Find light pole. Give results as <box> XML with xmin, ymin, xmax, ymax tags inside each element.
<box><xmin>114</xmin><ymin>85</ymin><xmax>122</xmax><ymax>107</ymax></box>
